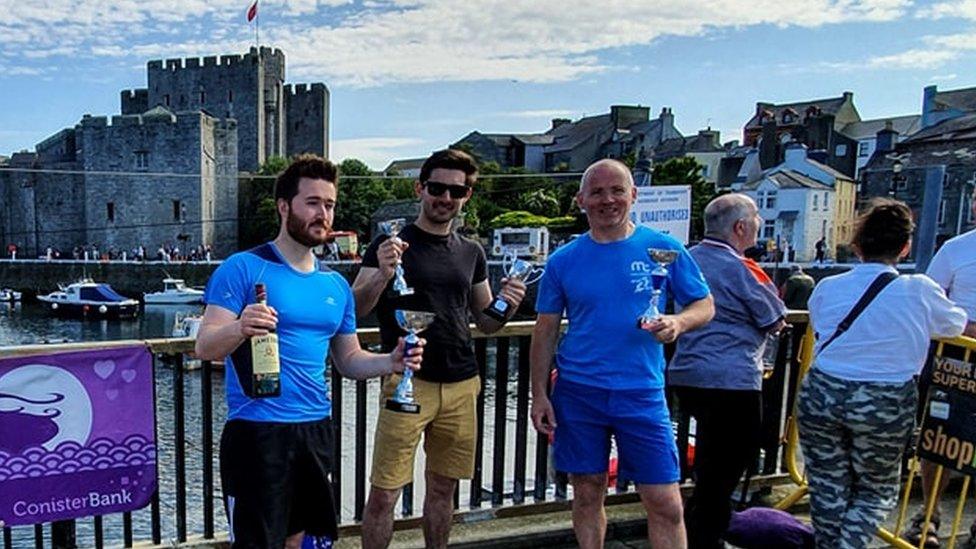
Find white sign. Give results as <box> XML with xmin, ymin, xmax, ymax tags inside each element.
<box><xmin>629</xmin><ymin>185</ymin><xmax>691</xmax><ymax>243</ymax></box>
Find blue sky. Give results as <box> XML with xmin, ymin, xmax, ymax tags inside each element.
<box><xmin>1</xmin><ymin>0</ymin><xmax>974</xmax><ymax>170</ymax></box>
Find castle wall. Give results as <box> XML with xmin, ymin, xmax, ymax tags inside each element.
<box><xmin>285</xmin><ymin>83</ymin><xmax>330</xmax><ymax>159</ymax></box>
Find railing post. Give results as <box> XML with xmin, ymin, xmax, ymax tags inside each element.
<box><xmin>173</xmin><ymin>354</ymin><xmax>187</xmax><ymax>543</ymax></box>
<box><xmin>50</xmin><ymin>520</ymin><xmax>76</xmax><ymax>549</ymax></box>
<box><xmin>491</xmin><ymin>338</ymin><xmax>510</xmax><ymax>506</ymax></box>
<box><xmin>202</xmin><ymin>359</ymin><xmax>215</xmax><ymax>539</ymax></box>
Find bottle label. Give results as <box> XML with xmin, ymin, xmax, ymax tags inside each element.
<box><xmin>251</xmin><ymin>333</ymin><xmax>280</xmax><ymax>374</ymax></box>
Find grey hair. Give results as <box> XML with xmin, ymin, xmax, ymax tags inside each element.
<box><xmin>704</xmin><ymin>193</ymin><xmax>756</xmax><ymax>238</ymax></box>
<box><xmin>579</xmin><ymin>159</ymin><xmax>634</xmax><ymax>192</ymax></box>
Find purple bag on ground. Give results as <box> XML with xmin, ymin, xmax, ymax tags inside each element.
<box><xmin>724</xmin><ymin>508</ymin><xmax>815</xmax><ymax>549</ymax></box>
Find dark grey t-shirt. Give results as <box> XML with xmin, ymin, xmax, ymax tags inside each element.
<box><xmin>668</xmin><ymin>238</ymin><xmax>786</xmax><ymax>391</ymax></box>
<box><xmin>362</xmin><ymin>223</ymin><xmax>487</xmax><ymax>383</ymax></box>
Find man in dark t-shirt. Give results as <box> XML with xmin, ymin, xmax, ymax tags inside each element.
<box><xmin>354</xmin><ymin>149</ymin><xmax>527</xmax><ymax>549</ymax></box>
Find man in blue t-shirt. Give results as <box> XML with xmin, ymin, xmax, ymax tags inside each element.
<box><xmin>530</xmin><ymin>159</ymin><xmax>714</xmax><ymax>549</ymax></box>
<box><xmin>195</xmin><ymin>155</ymin><xmax>423</xmax><ymax>549</ymax></box>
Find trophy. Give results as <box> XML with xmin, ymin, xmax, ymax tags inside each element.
<box><xmin>637</xmin><ymin>248</ymin><xmax>679</xmax><ymax>329</ymax></box>
<box><xmin>378</xmin><ymin>218</ymin><xmax>414</xmax><ymax>296</ymax></box>
<box><xmin>484</xmin><ymin>251</ymin><xmax>544</xmax><ymax>322</ymax></box>
<box><xmin>386</xmin><ymin>309</ymin><xmax>436</xmax><ymax>414</ymax></box>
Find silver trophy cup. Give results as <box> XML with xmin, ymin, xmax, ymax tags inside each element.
<box><xmin>378</xmin><ymin>218</ymin><xmax>414</xmax><ymax>296</ymax></box>
<box><xmin>637</xmin><ymin>248</ymin><xmax>679</xmax><ymax>329</ymax></box>
<box><xmin>386</xmin><ymin>310</ymin><xmax>436</xmax><ymax>414</ymax></box>
<box><xmin>484</xmin><ymin>251</ymin><xmax>545</xmax><ymax>322</ymax></box>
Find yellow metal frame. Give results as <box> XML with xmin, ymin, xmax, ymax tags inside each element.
<box><xmin>776</xmin><ymin>330</ymin><xmax>976</xmax><ymax>548</ymax></box>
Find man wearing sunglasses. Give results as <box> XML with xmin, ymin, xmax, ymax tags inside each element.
<box><xmin>354</xmin><ymin>149</ymin><xmax>527</xmax><ymax>549</ymax></box>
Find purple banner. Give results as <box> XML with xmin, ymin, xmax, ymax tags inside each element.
<box><xmin>0</xmin><ymin>345</ymin><xmax>156</xmax><ymax>526</ymax></box>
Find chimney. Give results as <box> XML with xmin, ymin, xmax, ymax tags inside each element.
<box><xmin>697</xmin><ymin>128</ymin><xmax>720</xmax><ymax>149</ymax></box>
<box><xmin>551</xmin><ymin>118</ymin><xmax>571</xmax><ymax>131</ymax></box>
<box><xmin>610</xmin><ymin>105</ymin><xmax>651</xmax><ymax>130</ymax></box>
<box><xmin>921</xmin><ymin>85</ymin><xmax>938</xmax><ymax>129</ymax></box>
<box><xmin>875</xmin><ymin>120</ymin><xmax>899</xmax><ymax>154</ymax></box>
<box><xmin>842</xmin><ymin>91</ymin><xmax>854</xmax><ymax>103</ymax></box>
<box><xmin>783</xmin><ymin>141</ymin><xmax>808</xmax><ymax>168</ymax></box>
<box><xmin>759</xmin><ymin>119</ymin><xmax>778</xmax><ymax>169</ymax></box>
<box><xmin>734</xmin><ymin>148</ymin><xmax>762</xmax><ymax>188</ymax></box>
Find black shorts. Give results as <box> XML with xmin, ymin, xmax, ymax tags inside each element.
<box><xmin>220</xmin><ymin>417</ymin><xmax>338</xmax><ymax>548</ymax></box>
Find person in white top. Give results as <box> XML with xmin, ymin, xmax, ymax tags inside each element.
<box><xmin>797</xmin><ymin>199</ymin><xmax>967</xmax><ymax>549</ymax></box>
<box><xmin>905</xmin><ymin>188</ymin><xmax>976</xmax><ymax>548</ymax></box>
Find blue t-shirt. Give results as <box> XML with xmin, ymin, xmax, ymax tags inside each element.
<box><xmin>536</xmin><ymin>226</ymin><xmax>710</xmax><ymax>390</ymax></box>
<box><xmin>203</xmin><ymin>242</ymin><xmax>357</xmax><ymax>422</ymax></box>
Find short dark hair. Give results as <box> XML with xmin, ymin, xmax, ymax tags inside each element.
<box><xmin>852</xmin><ymin>198</ymin><xmax>915</xmax><ymax>261</ymax></box>
<box><xmin>419</xmin><ymin>149</ymin><xmax>478</xmax><ymax>185</ymax></box>
<box><xmin>274</xmin><ymin>154</ymin><xmax>338</xmax><ymax>203</ymax></box>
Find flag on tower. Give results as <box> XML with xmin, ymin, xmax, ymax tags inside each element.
<box><xmin>246</xmin><ymin>0</ymin><xmax>258</xmax><ymax>22</ymax></box>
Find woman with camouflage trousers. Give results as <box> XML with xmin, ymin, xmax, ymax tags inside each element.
<box><xmin>797</xmin><ymin>199</ymin><xmax>967</xmax><ymax>549</ymax></box>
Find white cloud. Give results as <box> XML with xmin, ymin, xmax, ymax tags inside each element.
<box><xmin>0</xmin><ymin>0</ymin><xmax>915</xmax><ymax>85</ymax></box>
<box><xmin>916</xmin><ymin>0</ymin><xmax>976</xmax><ymax>20</ymax></box>
<box><xmin>331</xmin><ymin>137</ymin><xmax>428</xmax><ymax>169</ymax></box>
<box><xmin>500</xmin><ymin>109</ymin><xmax>578</xmax><ymax>119</ymax></box>
<box><xmin>930</xmin><ymin>73</ymin><xmax>958</xmax><ymax>82</ymax></box>
<box><xmin>815</xmin><ymin>30</ymin><xmax>976</xmax><ymax>72</ymax></box>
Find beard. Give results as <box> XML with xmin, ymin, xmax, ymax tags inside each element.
<box><xmin>286</xmin><ymin>211</ymin><xmax>330</xmax><ymax>248</ymax></box>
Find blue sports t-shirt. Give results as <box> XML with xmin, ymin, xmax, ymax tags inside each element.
<box><xmin>536</xmin><ymin>226</ymin><xmax>710</xmax><ymax>390</ymax></box>
<box><xmin>203</xmin><ymin>242</ymin><xmax>357</xmax><ymax>422</ymax></box>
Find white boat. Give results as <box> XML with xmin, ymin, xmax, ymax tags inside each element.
<box><xmin>172</xmin><ymin>312</ymin><xmax>203</xmax><ymax>338</ymax></box>
<box><xmin>38</xmin><ymin>279</ymin><xmax>140</xmax><ymax>319</ymax></box>
<box><xmin>144</xmin><ymin>278</ymin><xmax>204</xmax><ymax>304</ymax></box>
<box><xmin>0</xmin><ymin>288</ymin><xmax>21</xmax><ymax>302</ymax></box>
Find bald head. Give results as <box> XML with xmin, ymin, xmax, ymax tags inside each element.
<box><xmin>580</xmin><ymin>159</ymin><xmax>634</xmax><ymax>193</ymax></box>
<box><xmin>704</xmin><ymin>193</ymin><xmax>757</xmax><ymax>239</ymax></box>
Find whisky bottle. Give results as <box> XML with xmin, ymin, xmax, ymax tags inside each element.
<box><xmin>231</xmin><ymin>283</ymin><xmax>282</xmax><ymax>397</ymax></box>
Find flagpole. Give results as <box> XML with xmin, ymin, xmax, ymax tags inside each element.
<box><xmin>256</xmin><ymin>4</ymin><xmax>259</xmax><ymax>48</ymax></box>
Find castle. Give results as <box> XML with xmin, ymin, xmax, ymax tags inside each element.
<box><xmin>0</xmin><ymin>47</ymin><xmax>329</xmax><ymax>258</ymax></box>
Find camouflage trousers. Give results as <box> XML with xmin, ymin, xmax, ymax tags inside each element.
<box><xmin>797</xmin><ymin>368</ymin><xmax>917</xmax><ymax>549</ymax></box>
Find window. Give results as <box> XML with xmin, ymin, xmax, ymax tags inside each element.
<box><xmin>701</xmin><ymin>165</ymin><xmax>710</xmax><ymax>178</ymax></box>
<box><xmin>896</xmin><ymin>176</ymin><xmax>908</xmax><ymax>191</ymax></box>
<box><xmin>765</xmin><ymin>190</ymin><xmax>777</xmax><ymax>209</ymax></box>
<box><xmin>822</xmin><ymin>220</ymin><xmax>828</xmax><ymax>237</ymax></box>
<box><xmin>823</xmin><ymin>192</ymin><xmax>829</xmax><ymax>210</ymax></box>
<box><xmin>835</xmin><ymin>144</ymin><xmax>847</xmax><ymax>156</ymax></box>
<box><xmin>228</xmin><ymin>90</ymin><xmax>233</xmax><ymax>102</ymax></box>
<box><xmin>163</xmin><ymin>94</ymin><xmax>170</xmax><ymax>106</ymax></box>
<box><xmin>199</xmin><ymin>91</ymin><xmax>206</xmax><ymax>104</ymax></box>
<box><xmin>209</xmin><ymin>199</ymin><xmax>214</xmax><ymax>218</ymax></box>
<box><xmin>813</xmin><ymin>194</ymin><xmax>819</xmax><ymax>211</ymax></box>
<box><xmin>938</xmin><ymin>199</ymin><xmax>947</xmax><ymax>226</ymax></box>
<box><xmin>763</xmin><ymin>220</ymin><xmax>776</xmax><ymax>239</ymax></box>
<box><xmin>135</xmin><ymin>151</ymin><xmax>149</xmax><ymax>169</ymax></box>
<box><xmin>107</xmin><ymin>202</ymin><xmax>115</xmax><ymax>223</ymax></box>
<box><xmin>173</xmin><ymin>200</ymin><xmax>183</xmax><ymax>222</ymax></box>
<box><xmin>858</xmin><ymin>142</ymin><xmax>870</xmax><ymax>157</ymax></box>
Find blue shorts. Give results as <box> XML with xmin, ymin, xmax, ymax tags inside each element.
<box><xmin>551</xmin><ymin>378</ymin><xmax>679</xmax><ymax>485</ymax></box>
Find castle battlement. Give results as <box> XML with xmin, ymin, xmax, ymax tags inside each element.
<box><xmin>284</xmin><ymin>82</ymin><xmax>328</xmax><ymax>96</ymax></box>
<box><xmin>146</xmin><ymin>49</ymin><xmax>282</xmax><ymax>74</ymax></box>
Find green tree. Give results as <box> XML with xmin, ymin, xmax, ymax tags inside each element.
<box><xmin>334</xmin><ymin>159</ymin><xmax>393</xmax><ymax>236</ymax></box>
<box><xmin>519</xmin><ymin>188</ymin><xmax>560</xmax><ymax>218</ymax></box>
<box><xmin>652</xmin><ymin>157</ymin><xmax>715</xmax><ymax>241</ymax></box>
<box><xmin>239</xmin><ymin>155</ymin><xmax>290</xmax><ymax>248</ymax></box>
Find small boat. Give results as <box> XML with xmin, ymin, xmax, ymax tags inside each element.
<box><xmin>172</xmin><ymin>312</ymin><xmax>203</xmax><ymax>338</ymax></box>
<box><xmin>38</xmin><ymin>279</ymin><xmax>139</xmax><ymax>319</ymax></box>
<box><xmin>144</xmin><ymin>278</ymin><xmax>204</xmax><ymax>304</ymax></box>
<box><xmin>0</xmin><ymin>288</ymin><xmax>21</xmax><ymax>302</ymax></box>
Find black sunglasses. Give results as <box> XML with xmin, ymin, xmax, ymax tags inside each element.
<box><xmin>423</xmin><ymin>181</ymin><xmax>471</xmax><ymax>199</ymax></box>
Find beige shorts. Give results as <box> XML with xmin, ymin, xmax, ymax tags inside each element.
<box><xmin>369</xmin><ymin>374</ymin><xmax>481</xmax><ymax>490</ymax></box>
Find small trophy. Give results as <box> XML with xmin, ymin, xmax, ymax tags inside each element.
<box><xmin>637</xmin><ymin>248</ymin><xmax>679</xmax><ymax>329</ymax></box>
<box><xmin>378</xmin><ymin>218</ymin><xmax>414</xmax><ymax>296</ymax></box>
<box><xmin>386</xmin><ymin>309</ymin><xmax>436</xmax><ymax>414</ymax></box>
<box><xmin>484</xmin><ymin>251</ymin><xmax>544</xmax><ymax>322</ymax></box>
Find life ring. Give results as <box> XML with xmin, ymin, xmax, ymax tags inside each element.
<box><xmin>99</xmin><ymin>305</ymin><xmax>108</xmax><ymax>314</ymax></box>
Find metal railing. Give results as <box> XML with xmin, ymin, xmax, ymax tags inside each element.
<box><xmin>2</xmin><ymin>315</ymin><xmax>809</xmax><ymax>548</ymax></box>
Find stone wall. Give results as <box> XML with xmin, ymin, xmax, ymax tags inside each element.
<box><xmin>285</xmin><ymin>83</ymin><xmax>330</xmax><ymax>159</ymax></box>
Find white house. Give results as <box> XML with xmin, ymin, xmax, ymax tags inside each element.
<box><xmin>839</xmin><ymin>115</ymin><xmax>920</xmax><ymax>179</ymax></box>
<box><xmin>742</xmin><ymin>170</ymin><xmax>834</xmax><ymax>262</ymax></box>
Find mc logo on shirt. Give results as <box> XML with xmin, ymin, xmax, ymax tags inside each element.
<box><xmin>630</xmin><ymin>261</ymin><xmax>653</xmax><ymax>294</ymax></box>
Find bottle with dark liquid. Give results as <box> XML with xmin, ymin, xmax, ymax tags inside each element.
<box><xmin>231</xmin><ymin>283</ymin><xmax>281</xmax><ymax>397</ymax></box>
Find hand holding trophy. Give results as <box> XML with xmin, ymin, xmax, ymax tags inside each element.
<box><xmin>483</xmin><ymin>251</ymin><xmax>544</xmax><ymax>322</ymax></box>
<box><xmin>386</xmin><ymin>309</ymin><xmax>436</xmax><ymax>414</ymax></box>
<box><xmin>637</xmin><ymin>248</ymin><xmax>678</xmax><ymax>329</ymax></box>
<box><xmin>378</xmin><ymin>218</ymin><xmax>414</xmax><ymax>296</ymax></box>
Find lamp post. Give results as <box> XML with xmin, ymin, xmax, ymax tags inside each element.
<box><xmin>889</xmin><ymin>159</ymin><xmax>906</xmax><ymax>198</ymax></box>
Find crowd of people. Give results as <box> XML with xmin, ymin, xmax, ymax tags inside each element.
<box><xmin>193</xmin><ymin>150</ymin><xmax>975</xmax><ymax>549</ymax></box>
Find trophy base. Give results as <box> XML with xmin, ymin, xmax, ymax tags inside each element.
<box><xmin>637</xmin><ymin>316</ymin><xmax>659</xmax><ymax>330</ymax></box>
<box><xmin>386</xmin><ymin>399</ymin><xmax>421</xmax><ymax>414</ymax></box>
<box><xmin>483</xmin><ymin>303</ymin><xmax>508</xmax><ymax>322</ymax></box>
<box><xmin>395</xmin><ymin>288</ymin><xmax>415</xmax><ymax>296</ymax></box>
